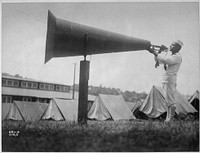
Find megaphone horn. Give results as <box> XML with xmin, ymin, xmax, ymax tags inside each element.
<box><xmin>45</xmin><ymin>10</ymin><xmax>151</xmax><ymax>63</ymax></box>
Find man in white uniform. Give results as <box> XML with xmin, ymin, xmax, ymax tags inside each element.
<box><xmin>148</xmin><ymin>40</ymin><xmax>183</xmax><ymax>121</ymax></box>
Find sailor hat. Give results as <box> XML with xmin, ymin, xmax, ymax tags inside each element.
<box><xmin>173</xmin><ymin>40</ymin><xmax>184</xmax><ymax>47</ymax></box>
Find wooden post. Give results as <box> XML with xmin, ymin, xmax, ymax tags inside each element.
<box><xmin>78</xmin><ymin>60</ymin><xmax>89</xmax><ymax>124</ymax></box>
<box><xmin>78</xmin><ymin>34</ymin><xmax>89</xmax><ymax>124</ymax></box>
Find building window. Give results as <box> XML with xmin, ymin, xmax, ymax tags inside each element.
<box><xmin>13</xmin><ymin>81</ymin><xmax>19</xmax><ymax>87</ymax></box>
<box><xmin>28</xmin><ymin>82</ymin><xmax>32</xmax><ymax>88</ymax></box>
<box><xmin>45</xmin><ymin>84</ymin><xmax>49</xmax><ymax>90</ymax></box>
<box><xmin>21</xmin><ymin>81</ymin><xmax>38</xmax><ymax>89</ymax></box>
<box><xmin>56</xmin><ymin>85</ymin><xmax>61</xmax><ymax>91</ymax></box>
<box><xmin>49</xmin><ymin>85</ymin><xmax>54</xmax><ymax>91</ymax></box>
<box><xmin>7</xmin><ymin>80</ymin><xmax>12</xmax><ymax>86</ymax></box>
<box><xmin>64</xmin><ymin>86</ymin><xmax>70</xmax><ymax>92</ymax></box>
<box><xmin>39</xmin><ymin>84</ymin><xmax>45</xmax><ymax>90</ymax></box>
<box><xmin>2</xmin><ymin>96</ymin><xmax>12</xmax><ymax>103</ymax></box>
<box><xmin>7</xmin><ymin>96</ymin><xmax>12</xmax><ymax>103</ymax></box>
<box><xmin>39</xmin><ymin>98</ymin><xmax>49</xmax><ymax>103</ymax></box>
<box><xmin>40</xmin><ymin>83</ymin><xmax>53</xmax><ymax>90</ymax></box>
<box><xmin>2</xmin><ymin>96</ymin><xmax>6</xmax><ymax>103</ymax></box>
<box><xmin>32</xmin><ymin>83</ymin><xmax>38</xmax><ymax>89</ymax></box>
<box><xmin>22</xmin><ymin>97</ymin><xmax>32</xmax><ymax>102</ymax></box>
<box><xmin>2</xmin><ymin>79</ymin><xmax>19</xmax><ymax>87</ymax></box>
<box><xmin>2</xmin><ymin>79</ymin><xmax>6</xmax><ymax>85</ymax></box>
<box><xmin>55</xmin><ymin>85</ymin><xmax>69</xmax><ymax>92</ymax></box>
<box><xmin>60</xmin><ymin>86</ymin><xmax>64</xmax><ymax>91</ymax></box>
<box><xmin>21</xmin><ymin>81</ymin><xmax>28</xmax><ymax>88</ymax></box>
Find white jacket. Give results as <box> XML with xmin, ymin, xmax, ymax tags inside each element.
<box><xmin>155</xmin><ymin>50</ymin><xmax>182</xmax><ymax>84</ymax></box>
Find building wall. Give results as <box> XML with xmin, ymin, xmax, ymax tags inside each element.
<box><xmin>2</xmin><ymin>76</ymin><xmax>96</xmax><ymax>104</ymax></box>
<box><xmin>2</xmin><ymin>76</ymin><xmax>70</xmax><ymax>103</ymax></box>
<box><xmin>2</xmin><ymin>95</ymin><xmax>51</xmax><ymax>103</ymax></box>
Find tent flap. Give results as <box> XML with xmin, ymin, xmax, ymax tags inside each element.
<box><xmin>88</xmin><ymin>96</ymin><xmax>112</xmax><ymax>120</ymax></box>
<box><xmin>41</xmin><ymin>99</ymin><xmax>65</xmax><ymax>120</ymax></box>
<box><xmin>188</xmin><ymin>90</ymin><xmax>199</xmax><ymax>111</ymax></box>
<box><xmin>2</xmin><ymin>103</ymin><xmax>12</xmax><ymax>120</ymax></box>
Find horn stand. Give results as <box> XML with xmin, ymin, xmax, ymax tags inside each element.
<box><xmin>78</xmin><ymin>34</ymin><xmax>89</xmax><ymax>124</ymax></box>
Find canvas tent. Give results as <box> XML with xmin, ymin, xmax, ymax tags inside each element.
<box><xmin>126</xmin><ymin>101</ymin><xmax>147</xmax><ymax>119</ymax></box>
<box><xmin>5</xmin><ymin>101</ymin><xmax>48</xmax><ymax>121</ymax></box>
<box><xmin>2</xmin><ymin>103</ymin><xmax>12</xmax><ymax>120</ymax></box>
<box><xmin>126</xmin><ymin>101</ymin><xmax>143</xmax><ymax>113</ymax></box>
<box><xmin>188</xmin><ymin>90</ymin><xmax>199</xmax><ymax>111</ymax></box>
<box><xmin>88</xmin><ymin>94</ymin><xmax>135</xmax><ymax>120</ymax></box>
<box><xmin>139</xmin><ymin>86</ymin><xmax>197</xmax><ymax>118</ymax></box>
<box><xmin>126</xmin><ymin>102</ymin><xmax>136</xmax><ymax>112</ymax></box>
<box><xmin>41</xmin><ymin>98</ymin><xmax>78</xmax><ymax>121</ymax></box>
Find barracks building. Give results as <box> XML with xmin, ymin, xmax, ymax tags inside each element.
<box><xmin>2</xmin><ymin>75</ymin><xmax>95</xmax><ymax>105</ymax></box>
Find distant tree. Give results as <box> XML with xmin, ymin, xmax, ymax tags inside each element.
<box><xmin>123</xmin><ymin>91</ymin><xmax>133</xmax><ymax>102</ymax></box>
<box><xmin>2</xmin><ymin>73</ymin><xmax>12</xmax><ymax>77</ymax></box>
<box><xmin>14</xmin><ymin>74</ymin><xmax>23</xmax><ymax>78</ymax></box>
<box><xmin>70</xmin><ymin>83</ymin><xmax>147</xmax><ymax>101</ymax></box>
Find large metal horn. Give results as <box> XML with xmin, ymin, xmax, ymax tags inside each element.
<box><xmin>45</xmin><ymin>10</ymin><xmax>151</xmax><ymax>63</ymax></box>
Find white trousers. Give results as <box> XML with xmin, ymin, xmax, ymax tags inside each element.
<box><xmin>162</xmin><ymin>83</ymin><xmax>176</xmax><ymax>107</ymax></box>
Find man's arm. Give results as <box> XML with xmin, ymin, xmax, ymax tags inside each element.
<box><xmin>156</xmin><ymin>53</ymin><xmax>181</xmax><ymax>65</ymax></box>
<box><xmin>148</xmin><ymin>48</ymin><xmax>181</xmax><ymax>65</ymax></box>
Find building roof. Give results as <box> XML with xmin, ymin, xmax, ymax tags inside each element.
<box><xmin>2</xmin><ymin>75</ymin><xmax>69</xmax><ymax>86</ymax></box>
<box><xmin>2</xmin><ymin>86</ymin><xmax>96</xmax><ymax>101</ymax></box>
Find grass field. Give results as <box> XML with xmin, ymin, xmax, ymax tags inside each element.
<box><xmin>2</xmin><ymin>120</ymin><xmax>199</xmax><ymax>152</ymax></box>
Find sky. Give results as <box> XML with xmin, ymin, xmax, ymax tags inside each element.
<box><xmin>1</xmin><ymin>1</ymin><xmax>200</xmax><ymax>95</ymax></box>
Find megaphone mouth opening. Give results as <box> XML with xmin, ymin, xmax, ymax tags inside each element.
<box><xmin>45</xmin><ymin>10</ymin><xmax>57</xmax><ymax>64</ymax></box>
<box><xmin>44</xmin><ymin>10</ymin><xmax>151</xmax><ymax>64</ymax></box>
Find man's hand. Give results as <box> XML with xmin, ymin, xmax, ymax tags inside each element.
<box><xmin>159</xmin><ymin>45</ymin><xmax>168</xmax><ymax>52</ymax></box>
<box><xmin>155</xmin><ymin>62</ymin><xmax>159</xmax><ymax>68</ymax></box>
<box><xmin>148</xmin><ymin>48</ymin><xmax>155</xmax><ymax>54</ymax></box>
<box><xmin>148</xmin><ymin>47</ymin><xmax>159</xmax><ymax>57</ymax></box>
